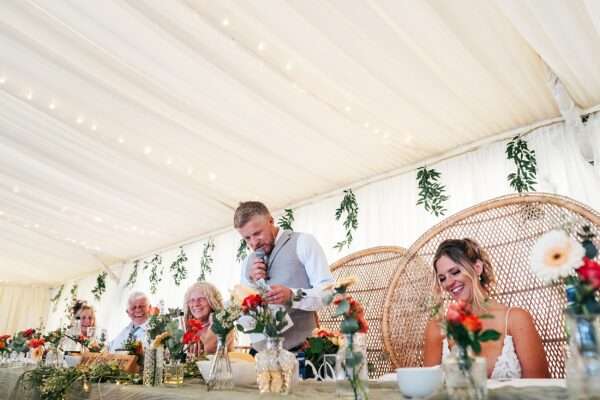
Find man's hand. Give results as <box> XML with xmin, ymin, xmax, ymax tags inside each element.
<box><xmin>249</xmin><ymin>259</ymin><xmax>268</xmax><ymax>282</ymax></box>
<box><xmin>266</xmin><ymin>285</ymin><xmax>293</xmax><ymax>305</ymax></box>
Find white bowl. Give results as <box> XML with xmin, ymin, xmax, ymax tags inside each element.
<box><xmin>197</xmin><ymin>357</ymin><xmax>257</xmax><ymax>386</ymax></box>
<box><xmin>64</xmin><ymin>355</ymin><xmax>82</xmax><ymax>368</ymax></box>
<box><xmin>396</xmin><ymin>366</ymin><xmax>443</xmax><ymax>398</ymax></box>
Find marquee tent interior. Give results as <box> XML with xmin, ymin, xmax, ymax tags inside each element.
<box><xmin>0</xmin><ymin>1</ymin><xmax>600</xmax><ymax>339</ymax></box>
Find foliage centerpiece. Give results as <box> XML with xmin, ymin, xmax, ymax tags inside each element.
<box><xmin>334</xmin><ymin>189</ymin><xmax>359</xmax><ymax>251</ymax></box>
<box><xmin>323</xmin><ymin>276</ymin><xmax>369</xmax><ymax>400</ymax></box>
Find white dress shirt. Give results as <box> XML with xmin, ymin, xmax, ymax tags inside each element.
<box><xmin>240</xmin><ymin>230</ymin><xmax>334</xmax><ymax>311</ymax></box>
<box><xmin>108</xmin><ymin>320</ymin><xmax>148</xmax><ymax>352</ymax></box>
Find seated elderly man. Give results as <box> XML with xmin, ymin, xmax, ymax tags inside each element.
<box><xmin>108</xmin><ymin>291</ymin><xmax>151</xmax><ymax>351</ymax></box>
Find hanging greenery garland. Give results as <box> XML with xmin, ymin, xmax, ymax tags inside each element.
<box><xmin>278</xmin><ymin>208</ymin><xmax>295</xmax><ymax>231</ymax></box>
<box><xmin>65</xmin><ymin>284</ymin><xmax>78</xmax><ymax>321</ymax></box>
<box><xmin>170</xmin><ymin>247</ymin><xmax>188</xmax><ymax>286</ymax></box>
<box><xmin>91</xmin><ymin>272</ymin><xmax>108</xmax><ymax>301</ymax></box>
<box><xmin>126</xmin><ymin>260</ymin><xmax>140</xmax><ymax>288</ymax></box>
<box><xmin>199</xmin><ymin>239</ymin><xmax>215</xmax><ymax>281</ymax></box>
<box><xmin>50</xmin><ymin>285</ymin><xmax>64</xmax><ymax>312</ymax></box>
<box><xmin>144</xmin><ymin>254</ymin><xmax>163</xmax><ymax>295</ymax></box>
<box><xmin>236</xmin><ymin>239</ymin><xmax>248</xmax><ymax>263</ymax></box>
<box><xmin>416</xmin><ymin>166</ymin><xmax>449</xmax><ymax>217</ymax></box>
<box><xmin>334</xmin><ymin>189</ymin><xmax>359</xmax><ymax>251</ymax></box>
<box><xmin>506</xmin><ymin>135</ymin><xmax>537</xmax><ymax>193</ymax></box>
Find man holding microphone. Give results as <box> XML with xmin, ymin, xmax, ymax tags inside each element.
<box><xmin>234</xmin><ymin>201</ymin><xmax>334</xmax><ymax>352</ymax></box>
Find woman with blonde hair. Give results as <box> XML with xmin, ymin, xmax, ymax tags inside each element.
<box><xmin>423</xmin><ymin>238</ymin><xmax>549</xmax><ymax>378</ymax></box>
<box><xmin>77</xmin><ymin>304</ymin><xmax>97</xmax><ymax>339</ymax></box>
<box><xmin>183</xmin><ymin>281</ymin><xmax>234</xmax><ymax>355</ymax></box>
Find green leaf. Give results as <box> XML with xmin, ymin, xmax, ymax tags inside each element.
<box><xmin>340</xmin><ymin>318</ymin><xmax>359</xmax><ymax>334</ymax></box>
<box><xmin>479</xmin><ymin>329</ymin><xmax>501</xmax><ymax>342</ymax></box>
<box><xmin>335</xmin><ymin>300</ymin><xmax>350</xmax><ymax>316</ymax></box>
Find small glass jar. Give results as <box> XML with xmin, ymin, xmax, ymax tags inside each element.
<box><xmin>442</xmin><ymin>346</ymin><xmax>487</xmax><ymax>400</ymax></box>
<box><xmin>164</xmin><ymin>360</ymin><xmax>185</xmax><ymax>387</ymax></box>
<box><xmin>565</xmin><ymin>312</ymin><xmax>600</xmax><ymax>399</ymax></box>
<box><xmin>335</xmin><ymin>333</ymin><xmax>368</xmax><ymax>400</ymax></box>
<box><xmin>143</xmin><ymin>345</ymin><xmax>164</xmax><ymax>386</ymax></box>
<box><xmin>255</xmin><ymin>337</ymin><xmax>296</xmax><ymax>394</ymax></box>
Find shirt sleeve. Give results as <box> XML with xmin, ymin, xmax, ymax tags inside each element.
<box><xmin>291</xmin><ymin>233</ymin><xmax>334</xmax><ymax>311</ymax></box>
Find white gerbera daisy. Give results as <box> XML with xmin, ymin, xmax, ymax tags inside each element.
<box><xmin>530</xmin><ymin>230</ymin><xmax>584</xmax><ymax>282</ymax></box>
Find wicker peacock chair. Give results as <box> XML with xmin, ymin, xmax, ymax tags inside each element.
<box><xmin>317</xmin><ymin>246</ymin><xmax>408</xmax><ymax>378</ymax></box>
<box><xmin>382</xmin><ymin>193</ymin><xmax>600</xmax><ymax>378</ymax></box>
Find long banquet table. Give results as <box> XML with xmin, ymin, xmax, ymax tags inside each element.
<box><xmin>0</xmin><ymin>367</ymin><xmax>568</xmax><ymax>400</ymax></box>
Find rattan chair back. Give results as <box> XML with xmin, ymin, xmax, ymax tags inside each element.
<box><xmin>382</xmin><ymin>193</ymin><xmax>600</xmax><ymax>378</ymax></box>
<box><xmin>317</xmin><ymin>246</ymin><xmax>407</xmax><ymax>378</ymax></box>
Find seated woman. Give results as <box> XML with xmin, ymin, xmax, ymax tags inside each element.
<box><xmin>77</xmin><ymin>304</ymin><xmax>96</xmax><ymax>339</ymax></box>
<box><xmin>423</xmin><ymin>238</ymin><xmax>549</xmax><ymax>379</ymax></box>
<box><xmin>183</xmin><ymin>282</ymin><xmax>234</xmax><ymax>355</ymax></box>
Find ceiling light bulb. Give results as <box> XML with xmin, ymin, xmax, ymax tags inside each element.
<box><xmin>285</xmin><ymin>62</ymin><xmax>293</xmax><ymax>71</ymax></box>
<box><xmin>34</xmin><ymin>223</ymin><xmax>40</xmax><ymax>228</ymax></box>
<box><xmin>0</xmin><ymin>76</ymin><xmax>6</xmax><ymax>84</ymax></box>
<box><xmin>187</xmin><ymin>167</ymin><xmax>194</xmax><ymax>176</ymax></box>
<box><xmin>222</xmin><ymin>18</ymin><xmax>229</xmax><ymax>26</ymax></box>
<box><xmin>94</xmin><ymin>216</ymin><xmax>103</xmax><ymax>223</ymax></box>
<box><xmin>144</xmin><ymin>146</ymin><xmax>152</xmax><ymax>155</ymax></box>
<box><xmin>383</xmin><ymin>131</ymin><xmax>391</xmax><ymax>139</ymax></box>
<box><xmin>404</xmin><ymin>135</ymin><xmax>413</xmax><ymax>144</ymax></box>
<box><xmin>209</xmin><ymin>172</ymin><xmax>217</xmax><ymax>181</ymax></box>
<box><xmin>91</xmin><ymin>123</ymin><xmax>97</xmax><ymax>131</ymax></box>
<box><xmin>165</xmin><ymin>157</ymin><xmax>172</xmax><ymax>165</ymax></box>
<box><xmin>258</xmin><ymin>42</ymin><xmax>265</xmax><ymax>51</ymax></box>
<box><xmin>49</xmin><ymin>101</ymin><xmax>56</xmax><ymax>110</ymax></box>
<box><xmin>364</xmin><ymin>122</ymin><xmax>370</xmax><ymax>128</ymax></box>
<box><xmin>117</xmin><ymin>136</ymin><xmax>125</xmax><ymax>144</ymax></box>
<box><xmin>344</xmin><ymin>106</ymin><xmax>351</xmax><ymax>113</ymax></box>
<box><xmin>374</xmin><ymin>128</ymin><xmax>380</xmax><ymax>134</ymax></box>
<box><xmin>12</xmin><ymin>186</ymin><xmax>20</xmax><ymax>193</ymax></box>
<box><xmin>26</xmin><ymin>90</ymin><xmax>33</xmax><ymax>100</ymax></box>
<box><xmin>0</xmin><ymin>211</ymin><xmax>4</xmax><ymax>216</ymax></box>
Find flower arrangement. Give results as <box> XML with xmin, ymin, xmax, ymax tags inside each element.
<box><xmin>146</xmin><ymin>306</ymin><xmax>186</xmax><ymax>362</ymax></box>
<box><xmin>443</xmin><ymin>300</ymin><xmax>500</xmax><ymax>368</ymax></box>
<box><xmin>236</xmin><ymin>291</ymin><xmax>289</xmax><ymax>338</ymax></box>
<box><xmin>211</xmin><ymin>300</ymin><xmax>242</xmax><ymax>338</ymax></box>
<box><xmin>9</xmin><ymin>328</ymin><xmax>35</xmax><ymax>354</ymax></box>
<box><xmin>182</xmin><ymin>319</ymin><xmax>204</xmax><ymax>346</ymax></box>
<box><xmin>323</xmin><ymin>276</ymin><xmax>368</xmax><ymax>400</ymax></box>
<box><xmin>530</xmin><ymin>225</ymin><xmax>600</xmax><ymax>315</ymax></box>
<box><xmin>123</xmin><ymin>335</ymin><xmax>144</xmax><ymax>360</ymax></box>
<box><xmin>0</xmin><ymin>335</ymin><xmax>11</xmax><ymax>354</ymax></box>
<box><xmin>43</xmin><ymin>329</ymin><xmax>64</xmax><ymax>349</ymax></box>
<box><xmin>302</xmin><ymin>328</ymin><xmax>340</xmax><ymax>378</ymax></box>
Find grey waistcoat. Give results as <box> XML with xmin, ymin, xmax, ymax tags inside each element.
<box><xmin>244</xmin><ymin>230</ymin><xmax>317</xmax><ymax>350</ymax></box>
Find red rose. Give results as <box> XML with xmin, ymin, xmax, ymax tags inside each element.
<box><xmin>0</xmin><ymin>335</ymin><xmax>10</xmax><ymax>341</ymax></box>
<box><xmin>577</xmin><ymin>257</ymin><xmax>600</xmax><ymax>290</ymax></box>
<box><xmin>462</xmin><ymin>315</ymin><xmax>483</xmax><ymax>332</ymax></box>
<box><xmin>22</xmin><ymin>329</ymin><xmax>35</xmax><ymax>338</ymax></box>
<box><xmin>188</xmin><ymin>319</ymin><xmax>204</xmax><ymax>331</ymax></box>
<box><xmin>182</xmin><ymin>330</ymin><xmax>201</xmax><ymax>345</ymax></box>
<box><xmin>27</xmin><ymin>338</ymin><xmax>45</xmax><ymax>349</ymax></box>
<box><xmin>242</xmin><ymin>294</ymin><xmax>263</xmax><ymax>311</ymax></box>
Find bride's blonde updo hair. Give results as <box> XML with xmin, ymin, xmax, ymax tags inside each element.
<box><xmin>433</xmin><ymin>238</ymin><xmax>496</xmax><ymax>309</ymax></box>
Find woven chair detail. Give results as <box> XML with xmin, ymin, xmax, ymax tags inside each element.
<box><xmin>382</xmin><ymin>193</ymin><xmax>600</xmax><ymax>378</ymax></box>
<box><xmin>317</xmin><ymin>246</ymin><xmax>408</xmax><ymax>378</ymax></box>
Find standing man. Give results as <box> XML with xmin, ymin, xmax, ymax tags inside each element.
<box><xmin>235</xmin><ymin>201</ymin><xmax>334</xmax><ymax>352</ymax></box>
<box><xmin>108</xmin><ymin>291</ymin><xmax>151</xmax><ymax>351</ymax></box>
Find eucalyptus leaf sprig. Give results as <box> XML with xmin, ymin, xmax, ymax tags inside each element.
<box><xmin>334</xmin><ymin>189</ymin><xmax>359</xmax><ymax>251</ymax></box>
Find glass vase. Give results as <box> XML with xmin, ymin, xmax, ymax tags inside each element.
<box><xmin>143</xmin><ymin>345</ymin><xmax>164</xmax><ymax>386</ymax></box>
<box><xmin>335</xmin><ymin>333</ymin><xmax>368</xmax><ymax>400</ymax></box>
<box><xmin>442</xmin><ymin>346</ymin><xmax>487</xmax><ymax>400</ymax></box>
<box><xmin>164</xmin><ymin>360</ymin><xmax>185</xmax><ymax>387</ymax></box>
<box><xmin>207</xmin><ymin>335</ymin><xmax>233</xmax><ymax>391</ymax></box>
<box><xmin>255</xmin><ymin>337</ymin><xmax>296</xmax><ymax>394</ymax></box>
<box><xmin>565</xmin><ymin>312</ymin><xmax>600</xmax><ymax>399</ymax></box>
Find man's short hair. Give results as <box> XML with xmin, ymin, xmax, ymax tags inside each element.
<box><xmin>127</xmin><ymin>291</ymin><xmax>149</xmax><ymax>307</ymax></box>
<box><xmin>233</xmin><ymin>201</ymin><xmax>271</xmax><ymax>228</ymax></box>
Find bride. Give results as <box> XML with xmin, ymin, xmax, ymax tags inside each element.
<box><xmin>422</xmin><ymin>238</ymin><xmax>550</xmax><ymax>379</ymax></box>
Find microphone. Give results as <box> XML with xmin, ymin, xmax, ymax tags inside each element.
<box><xmin>254</xmin><ymin>247</ymin><xmax>270</xmax><ymax>289</ymax></box>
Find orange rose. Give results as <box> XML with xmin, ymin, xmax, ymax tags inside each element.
<box><xmin>149</xmin><ymin>306</ymin><xmax>160</xmax><ymax>316</ymax></box>
<box><xmin>462</xmin><ymin>315</ymin><xmax>483</xmax><ymax>333</ymax></box>
<box><xmin>0</xmin><ymin>341</ymin><xmax>5</xmax><ymax>350</ymax></box>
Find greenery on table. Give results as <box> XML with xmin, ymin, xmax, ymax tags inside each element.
<box><xmin>334</xmin><ymin>189</ymin><xmax>359</xmax><ymax>251</ymax></box>
<box><xmin>170</xmin><ymin>247</ymin><xmax>188</xmax><ymax>286</ymax></box>
<box><xmin>506</xmin><ymin>135</ymin><xmax>537</xmax><ymax>193</ymax></box>
<box><xmin>91</xmin><ymin>271</ymin><xmax>108</xmax><ymax>301</ymax></box>
<box><xmin>50</xmin><ymin>285</ymin><xmax>64</xmax><ymax>312</ymax></box>
<box><xmin>144</xmin><ymin>254</ymin><xmax>163</xmax><ymax>294</ymax></box>
<box><xmin>236</xmin><ymin>239</ymin><xmax>248</xmax><ymax>263</ymax></box>
<box><xmin>21</xmin><ymin>362</ymin><xmax>140</xmax><ymax>400</ymax></box>
<box><xmin>278</xmin><ymin>208</ymin><xmax>295</xmax><ymax>231</ymax></box>
<box><xmin>126</xmin><ymin>260</ymin><xmax>140</xmax><ymax>288</ymax></box>
<box><xmin>199</xmin><ymin>239</ymin><xmax>215</xmax><ymax>281</ymax></box>
<box><xmin>416</xmin><ymin>166</ymin><xmax>449</xmax><ymax>217</ymax></box>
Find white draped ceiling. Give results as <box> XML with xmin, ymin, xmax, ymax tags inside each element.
<box><xmin>1</xmin><ymin>0</ymin><xmax>600</xmax><ymax>284</ymax></box>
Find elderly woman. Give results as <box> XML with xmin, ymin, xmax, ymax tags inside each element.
<box><xmin>183</xmin><ymin>281</ymin><xmax>234</xmax><ymax>355</ymax></box>
<box><xmin>77</xmin><ymin>304</ymin><xmax>96</xmax><ymax>339</ymax></box>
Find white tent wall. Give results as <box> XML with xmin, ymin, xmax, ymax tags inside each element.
<box><xmin>0</xmin><ymin>284</ymin><xmax>50</xmax><ymax>334</ymax></box>
<box><xmin>44</xmin><ymin>114</ymin><xmax>600</xmax><ymax>342</ymax></box>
